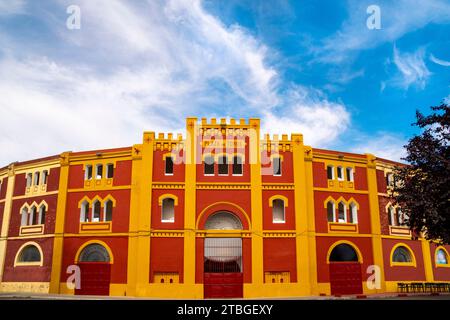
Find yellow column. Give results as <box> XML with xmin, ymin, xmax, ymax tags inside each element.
<box><xmin>292</xmin><ymin>136</ymin><xmax>317</xmax><ymax>295</ymax></box>
<box><xmin>421</xmin><ymin>239</ymin><xmax>434</xmax><ymax>282</ymax></box>
<box><xmin>49</xmin><ymin>153</ymin><xmax>70</xmax><ymax>293</ymax></box>
<box><xmin>0</xmin><ymin>165</ymin><xmax>16</xmax><ymax>287</ymax></box>
<box><xmin>127</xmin><ymin>132</ymin><xmax>154</xmax><ymax>297</ymax></box>
<box><xmin>366</xmin><ymin>154</ymin><xmax>386</xmax><ymax>293</ymax></box>
<box><xmin>249</xmin><ymin>119</ymin><xmax>263</xmax><ymax>294</ymax></box>
<box><xmin>183</xmin><ymin>117</ymin><xmax>200</xmax><ymax>297</ymax></box>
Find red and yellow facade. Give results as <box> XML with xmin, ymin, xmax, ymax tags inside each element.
<box><xmin>0</xmin><ymin>117</ymin><xmax>449</xmax><ymax>298</ymax></box>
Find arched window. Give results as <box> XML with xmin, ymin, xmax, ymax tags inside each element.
<box><xmin>21</xmin><ymin>207</ymin><xmax>29</xmax><ymax>226</ymax></box>
<box><xmin>92</xmin><ymin>200</ymin><xmax>101</xmax><ymax>222</ymax></box>
<box><xmin>79</xmin><ymin>243</ymin><xmax>110</xmax><ymax>262</ymax></box>
<box><xmin>218</xmin><ymin>155</ymin><xmax>228</xmax><ymax>175</ymax></box>
<box><xmin>232</xmin><ymin>155</ymin><xmax>243</xmax><ymax>175</ymax></box>
<box><xmin>272</xmin><ymin>199</ymin><xmax>285</xmax><ymax>223</ymax></box>
<box><xmin>38</xmin><ymin>205</ymin><xmax>46</xmax><ymax>225</ymax></box>
<box><xmin>338</xmin><ymin>202</ymin><xmax>346</xmax><ymax>223</ymax></box>
<box><xmin>327</xmin><ymin>201</ymin><xmax>335</xmax><ymax>222</ymax></box>
<box><xmin>392</xmin><ymin>246</ymin><xmax>412</xmax><ymax>263</ymax></box>
<box><xmin>29</xmin><ymin>205</ymin><xmax>38</xmax><ymax>225</ymax></box>
<box><xmin>162</xmin><ymin>198</ymin><xmax>175</xmax><ymax>222</ymax></box>
<box><xmin>104</xmin><ymin>200</ymin><xmax>113</xmax><ymax>222</ymax></box>
<box><xmin>349</xmin><ymin>202</ymin><xmax>358</xmax><ymax>224</ymax></box>
<box><xmin>204</xmin><ymin>155</ymin><xmax>214</xmax><ymax>175</ymax></box>
<box><xmin>436</xmin><ymin>248</ymin><xmax>448</xmax><ymax>265</ymax></box>
<box><xmin>80</xmin><ymin>200</ymin><xmax>89</xmax><ymax>222</ymax></box>
<box><xmin>17</xmin><ymin>245</ymin><xmax>42</xmax><ymax>264</ymax></box>
<box><xmin>204</xmin><ymin>211</ymin><xmax>243</xmax><ymax>230</ymax></box>
<box><xmin>329</xmin><ymin>243</ymin><xmax>359</xmax><ymax>262</ymax></box>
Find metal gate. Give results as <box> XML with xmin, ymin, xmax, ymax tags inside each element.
<box><xmin>75</xmin><ymin>262</ymin><xmax>111</xmax><ymax>296</ymax></box>
<box><xmin>204</xmin><ymin>238</ymin><xmax>243</xmax><ymax>298</ymax></box>
<box><xmin>329</xmin><ymin>262</ymin><xmax>363</xmax><ymax>295</ymax></box>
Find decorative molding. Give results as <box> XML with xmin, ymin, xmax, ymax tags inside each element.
<box><xmin>196</xmin><ymin>183</ymin><xmax>251</xmax><ymax>190</ymax></box>
<box><xmin>263</xmin><ymin>231</ymin><xmax>296</xmax><ymax>238</ymax></box>
<box><xmin>79</xmin><ymin>222</ymin><xmax>112</xmax><ymax>233</ymax></box>
<box><xmin>152</xmin><ymin>183</ymin><xmax>185</xmax><ymax>189</ymax></box>
<box><xmin>262</xmin><ymin>184</ymin><xmax>295</xmax><ymax>190</ymax></box>
<box><xmin>151</xmin><ymin>231</ymin><xmax>184</xmax><ymax>237</ymax></box>
<box><xmin>389</xmin><ymin>226</ymin><xmax>411</xmax><ymax>237</ymax></box>
<box><xmin>328</xmin><ymin>222</ymin><xmax>358</xmax><ymax>233</ymax></box>
<box><xmin>20</xmin><ymin>224</ymin><xmax>44</xmax><ymax>236</ymax></box>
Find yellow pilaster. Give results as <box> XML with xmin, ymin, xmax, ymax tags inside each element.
<box><xmin>292</xmin><ymin>136</ymin><xmax>317</xmax><ymax>295</ymax></box>
<box><xmin>366</xmin><ymin>154</ymin><xmax>386</xmax><ymax>293</ymax></box>
<box><xmin>183</xmin><ymin>117</ymin><xmax>198</xmax><ymax>295</ymax></box>
<box><xmin>127</xmin><ymin>133</ymin><xmax>154</xmax><ymax>296</ymax></box>
<box><xmin>421</xmin><ymin>239</ymin><xmax>434</xmax><ymax>282</ymax></box>
<box><xmin>0</xmin><ymin>165</ymin><xmax>16</xmax><ymax>285</ymax></box>
<box><xmin>49</xmin><ymin>153</ymin><xmax>70</xmax><ymax>293</ymax></box>
<box><xmin>249</xmin><ymin>119</ymin><xmax>263</xmax><ymax>290</ymax></box>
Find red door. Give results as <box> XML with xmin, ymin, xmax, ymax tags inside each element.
<box><xmin>204</xmin><ymin>272</ymin><xmax>243</xmax><ymax>298</ymax></box>
<box><xmin>75</xmin><ymin>262</ymin><xmax>111</xmax><ymax>296</ymax></box>
<box><xmin>329</xmin><ymin>262</ymin><xmax>363</xmax><ymax>295</ymax></box>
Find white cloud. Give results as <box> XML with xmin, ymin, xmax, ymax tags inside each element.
<box><xmin>0</xmin><ymin>0</ymin><xmax>353</xmax><ymax>165</ymax></box>
<box><xmin>261</xmin><ymin>86</ymin><xmax>351</xmax><ymax>147</ymax></box>
<box><xmin>315</xmin><ymin>0</ymin><xmax>450</xmax><ymax>63</ymax></box>
<box><xmin>390</xmin><ymin>46</ymin><xmax>431</xmax><ymax>90</ymax></box>
<box><xmin>430</xmin><ymin>53</ymin><xmax>450</xmax><ymax>67</ymax></box>
<box><xmin>350</xmin><ymin>133</ymin><xmax>407</xmax><ymax>162</ymax></box>
<box><xmin>0</xmin><ymin>0</ymin><xmax>25</xmax><ymax>15</ymax></box>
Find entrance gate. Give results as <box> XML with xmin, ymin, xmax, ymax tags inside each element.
<box><xmin>204</xmin><ymin>237</ymin><xmax>243</xmax><ymax>298</ymax></box>
<box><xmin>328</xmin><ymin>243</ymin><xmax>363</xmax><ymax>295</ymax></box>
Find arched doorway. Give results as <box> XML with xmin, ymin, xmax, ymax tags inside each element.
<box><xmin>203</xmin><ymin>211</ymin><xmax>243</xmax><ymax>298</ymax></box>
<box><xmin>328</xmin><ymin>242</ymin><xmax>363</xmax><ymax>295</ymax></box>
<box><xmin>75</xmin><ymin>242</ymin><xmax>112</xmax><ymax>296</ymax></box>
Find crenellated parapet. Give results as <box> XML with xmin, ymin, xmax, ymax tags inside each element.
<box><xmin>153</xmin><ymin>132</ymin><xmax>184</xmax><ymax>152</ymax></box>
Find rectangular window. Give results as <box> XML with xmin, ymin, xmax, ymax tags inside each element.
<box><xmin>165</xmin><ymin>157</ymin><xmax>174</xmax><ymax>175</ymax></box>
<box><xmin>33</xmin><ymin>172</ymin><xmax>40</xmax><ymax>186</ymax></box>
<box><xmin>273</xmin><ymin>157</ymin><xmax>281</xmax><ymax>176</ymax></box>
<box><xmin>106</xmin><ymin>164</ymin><xmax>114</xmax><ymax>178</ymax></box>
<box><xmin>42</xmin><ymin>170</ymin><xmax>48</xmax><ymax>185</ymax></box>
<box><xmin>337</xmin><ymin>166</ymin><xmax>344</xmax><ymax>180</ymax></box>
<box><xmin>346</xmin><ymin>167</ymin><xmax>353</xmax><ymax>181</ymax></box>
<box><xmin>85</xmin><ymin>165</ymin><xmax>93</xmax><ymax>180</ymax></box>
<box><xmin>204</xmin><ymin>156</ymin><xmax>214</xmax><ymax>175</ymax></box>
<box><xmin>95</xmin><ymin>164</ymin><xmax>103</xmax><ymax>179</ymax></box>
<box><xmin>272</xmin><ymin>199</ymin><xmax>285</xmax><ymax>223</ymax></box>
<box><xmin>218</xmin><ymin>156</ymin><xmax>228</xmax><ymax>175</ymax></box>
<box><xmin>162</xmin><ymin>198</ymin><xmax>175</xmax><ymax>222</ymax></box>
<box><xmin>327</xmin><ymin>166</ymin><xmax>334</xmax><ymax>180</ymax></box>
<box><xmin>232</xmin><ymin>156</ymin><xmax>243</xmax><ymax>175</ymax></box>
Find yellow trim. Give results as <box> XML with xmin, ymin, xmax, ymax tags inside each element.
<box><xmin>77</xmin><ymin>196</ymin><xmax>91</xmax><ymax>208</ymax></box>
<box><xmin>102</xmin><ymin>194</ymin><xmax>117</xmax><ymax>207</ymax></box>
<box><xmin>268</xmin><ymin>195</ymin><xmax>289</xmax><ymax>207</ymax></box>
<box><xmin>435</xmin><ymin>246</ymin><xmax>450</xmax><ymax>268</ymax></box>
<box><xmin>19</xmin><ymin>202</ymin><xmax>30</xmax><ymax>213</ymax></box>
<box><xmin>326</xmin><ymin>240</ymin><xmax>363</xmax><ymax>263</ymax></box>
<box><xmin>195</xmin><ymin>201</ymin><xmax>251</xmax><ymax>230</ymax></box>
<box><xmin>14</xmin><ymin>241</ymin><xmax>44</xmax><ymax>267</ymax></box>
<box><xmin>158</xmin><ymin>194</ymin><xmax>179</xmax><ymax>206</ymax></box>
<box><xmin>269</xmin><ymin>154</ymin><xmax>284</xmax><ymax>161</ymax></box>
<box><xmin>74</xmin><ymin>240</ymin><xmax>114</xmax><ymax>264</ymax></box>
<box><xmin>162</xmin><ymin>152</ymin><xmax>177</xmax><ymax>161</ymax></box>
<box><xmin>389</xmin><ymin>242</ymin><xmax>417</xmax><ymax>267</ymax></box>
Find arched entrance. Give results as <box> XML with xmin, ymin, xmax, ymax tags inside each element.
<box><xmin>75</xmin><ymin>242</ymin><xmax>112</xmax><ymax>296</ymax></box>
<box><xmin>203</xmin><ymin>211</ymin><xmax>243</xmax><ymax>299</ymax></box>
<box><xmin>328</xmin><ymin>242</ymin><xmax>363</xmax><ymax>295</ymax></box>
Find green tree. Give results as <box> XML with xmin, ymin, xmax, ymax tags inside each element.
<box><xmin>393</xmin><ymin>102</ymin><xmax>450</xmax><ymax>244</ymax></box>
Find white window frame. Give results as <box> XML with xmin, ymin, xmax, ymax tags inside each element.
<box><xmin>337</xmin><ymin>202</ymin><xmax>347</xmax><ymax>223</ymax></box>
<box><xmin>272</xmin><ymin>199</ymin><xmax>285</xmax><ymax>224</ymax></box>
<box><xmin>104</xmin><ymin>200</ymin><xmax>113</xmax><ymax>222</ymax></box>
<box><xmin>21</xmin><ymin>208</ymin><xmax>29</xmax><ymax>226</ymax></box>
<box><xmin>327</xmin><ymin>165</ymin><xmax>335</xmax><ymax>180</ymax></box>
<box><xmin>161</xmin><ymin>198</ymin><xmax>175</xmax><ymax>223</ymax></box>
<box><xmin>85</xmin><ymin>165</ymin><xmax>93</xmax><ymax>180</ymax></box>
<box><xmin>346</xmin><ymin>167</ymin><xmax>354</xmax><ymax>182</ymax></box>
<box><xmin>232</xmin><ymin>155</ymin><xmax>243</xmax><ymax>176</ymax></box>
<box><xmin>95</xmin><ymin>164</ymin><xmax>103</xmax><ymax>180</ymax></box>
<box><xmin>80</xmin><ymin>201</ymin><xmax>89</xmax><ymax>222</ymax></box>
<box><xmin>327</xmin><ymin>201</ymin><xmax>336</xmax><ymax>222</ymax></box>
<box><xmin>349</xmin><ymin>203</ymin><xmax>358</xmax><ymax>224</ymax></box>
<box><xmin>164</xmin><ymin>157</ymin><xmax>174</xmax><ymax>176</ymax></box>
<box><xmin>337</xmin><ymin>166</ymin><xmax>344</xmax><ymax>181</ymax></box>
<box><xmin>273</xmin><ymin>157</ymin><xmax>282</xmax><ymax>176</ymax></box>
<box><xmin>92</xmin><ymin>200</ymin><xmax>101</xmax><ymax>222</ymax></box>
<box><xmin>106</xmin><ymin>163</ymin><xmax>114</xmax><ymax>179</ymax></box>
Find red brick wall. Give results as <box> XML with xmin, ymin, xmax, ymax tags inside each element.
<box><xmin>2</xmin><ymin>238</ymin><xmax>54</xmax><ymax>282</ymax></box>
<box><xmin>263</xmin><ymin>238</ymin><xmax>297</xmax><ymax>282</ymax></box>
<box><xmin>150</xmin><ymin>237</ymin><xmax>184</xmax><ymax>283</ymax></box>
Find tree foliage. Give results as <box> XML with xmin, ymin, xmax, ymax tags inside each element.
<box><xmin>393</xmin><ymin>102</ymin><xmax>450</xmax><ymax>244</ymax></box>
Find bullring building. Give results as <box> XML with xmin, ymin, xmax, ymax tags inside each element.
<box><xmin>0</xmin><ymin>117</ymin><xmax>448</xmax><ymax>298</ymax></box>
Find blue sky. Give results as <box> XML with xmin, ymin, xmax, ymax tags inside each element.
<box><xmin>0</xmin><ymin>0</ymin><xmax>449</xmax><ymax>165</ymax></box>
